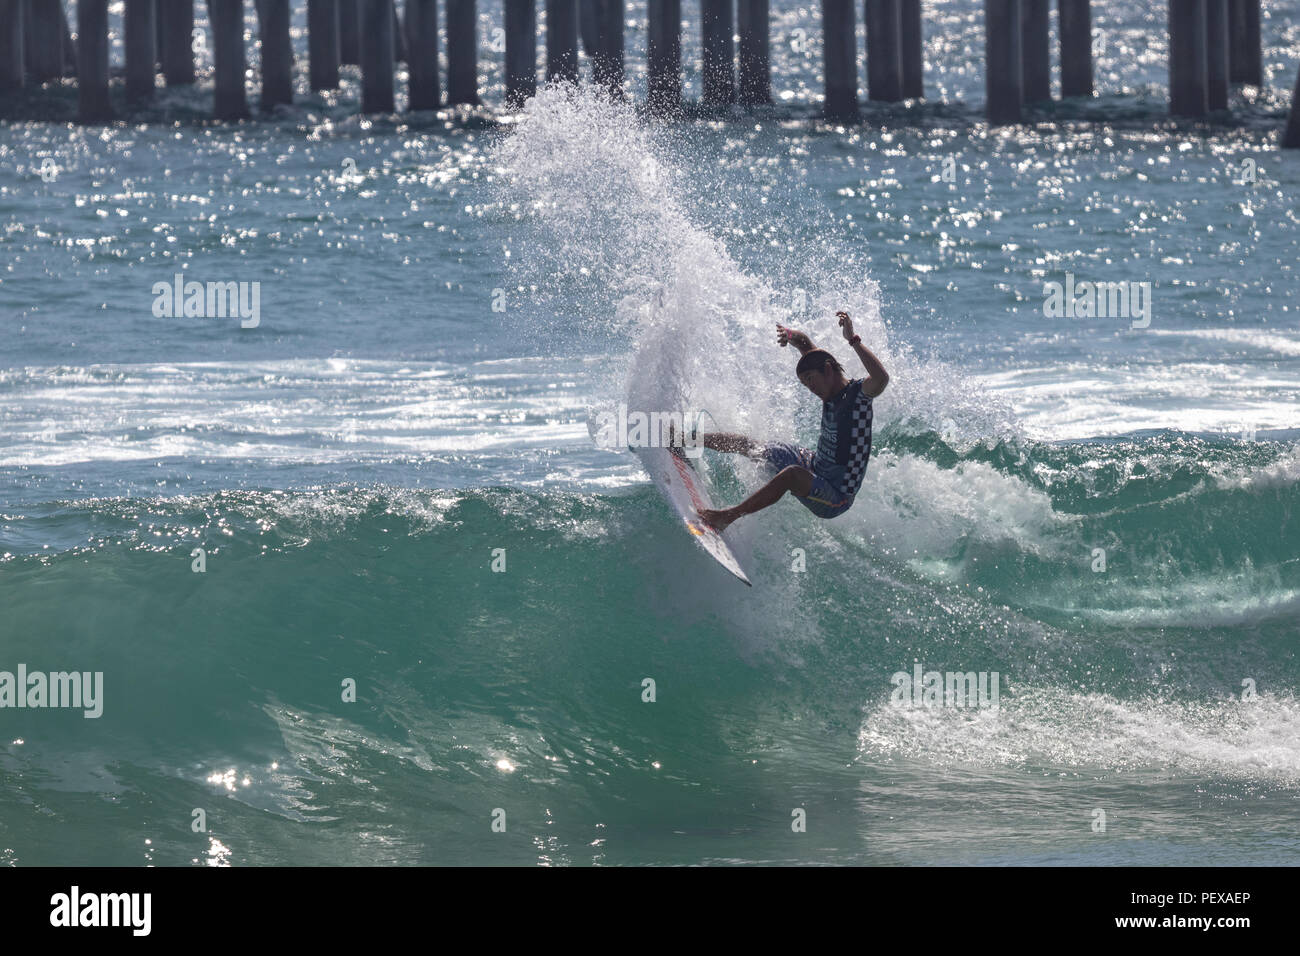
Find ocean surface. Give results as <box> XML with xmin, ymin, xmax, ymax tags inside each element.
<box><xmin>2</xmin><ymin>1</ymin><xmax>1299</xmax><ymax>865</ymax></box>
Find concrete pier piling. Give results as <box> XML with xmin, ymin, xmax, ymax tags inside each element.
<box><xmin>60</xmin><ymin>2</ymin><xmax>75</xmax><ymax>76</ymax></box>
<box><xmin>0</xmin><ymin>0</ymin><xmax>23</xmax><ymax>94</ymax></box>
<box><xmin>308</xmin><ymin>0</ymin><xmax>340</xmax><ymax>91</ymax></box>
<box><xmin>4</xmin><ymin>0</ymin><xmax>1293</xmax><ymax>145</ymax></box>
<box><xmin>160</xmin><ymin>1</ymin><xmax>196</xmax><ymax>87</ymax></box>
<box><xmin>392</xmin><ymin>4</ymin><xmax>408</xmax><ymax>62</ymax></box>
<box><xmin>579</xmin><ymin>0</ymin><xmax>598</xmax><ymax>56</ymax></box>
<box><xmin>865</xmin><ymin>0</ymin><xmax>903</xmax><ymax>104</ymax></box>
<box><xmin>1284</xmin><ymin>68</ymin><xmax>1300</xmax><ymax>148</ymax></box>
<box><xmin>737</xmin><ymin>0</ymin><xmax>771</xmax><ymax>106</ymax></box>
<box><xmin>1058</xmin><ymin>0</ymin><xmax>1094</xmax><ymax>98</ymax></box>
<box><xmin>408</xmin><ymin>0</ymin><xmax>441</xmax><ymax>109</ymax></box>
<box><xmin>76</xmin><ymin>0</ymin><xmax>111</xmax><ymax>123</ymax></box>
<box><xmin>340</xmin><ymin>0</ymin><xmax>360</xmax><ymax>65</ymax></box>
<box><xmin>124</xmin><ymin>0</ymin><xmax>157</xmax><ymax>104</ymax></box>
<box><xmin>1021</xmin><ymin>0</ymin><xmax>1050</xmax><ymax>103</ymax></box>
<box><xmin>701</xmin><ymin>0</ymin><xmax>735</xmax><ymax>105</ymax></box>
<box><xmin>647</xmin><ymin>0</ymin><xmax>681</xmax><ymax>114</ymax></box>
<box><xmin>446</xmin><ymin>0</ymin><xmax>479</xmax><ymax>104</ymax></box>
<box><xmin>360</xmin><ymin>0</ymin><xmax>395</xmax><ymax>112</ymax></box>
<box><xmin>985</xmin><ymin>0</ymin><xmax>1022</xmax><ymax>125</ymax></box>
<box><xmin>589</xmin><ymin>0</ymin><xmax>625</xmax><ymax>97</ymax></box>
<box><xmin>26</xmin><ymin>0</ymin><xmax>64</xmax><ymax>84</ymax></box>
<box><xmin>1206</xmin><ymin>0</ymin><xmax>1229</xmax><ymax>111</ymax></box>
<box><xmin>1169</xmin><ymin>0</ymin><xmax>1209</xmax><ymax>118</ymax></box>
<box><xmin>259</xmin><ymin>0</ymin><xmax>294</xmax><ymax>109</ymax></box>
<box><xmin>547</xmin><ymin>0</ymin><xmax>579</xmax><ymax>83</ymax></box>
<box><xmin>502</xmin><ymin>0</ymin><xmax>534</xmax><ymax>107</ymax></box>
<box><xmin>900</xmin><ymin>0</ymin><xmax>923</xmax><ymax>99</ymax></box>
<box><xmin>823</xmin><ymin>0</ymin><xmax>859</xmax><ymax>119</ymax></box>
<box><xmin>1228</xmin><ymin>0</ymin><xmax>1261</xmax><ymax>87</ymax></box>
<box><xmin>209</xmin><ymin>0</ymin><xmax>250</xmax><ymax>119</ymax></box>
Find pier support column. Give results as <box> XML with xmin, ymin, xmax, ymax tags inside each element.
<box><xmin>590</xmin><ymin>0</ymin><xmax>624</xmax><ymax>97</ymax></box>
<box><xmin>408</xmin><ymin>0</ymin><xmax>440</xmax><ymax>109</ymax></box>
<box><xmin>156</xmin><ymin>2</ymin><xmax>165</xmax><ymax>67</ymax></box>
<box><xmin>824</xmin><ymin>0</ymin><xmax>859</xmax><ymax>119</ymax></box>
<box><xmin>76</xmin><ymin>0</ymin><xmax>112</xmax><ymax>122</ymax></box>
<box><xmin>985</xmin><ymin>0</ymin><xmax>1022</xmax><ymax>125</ymax></box>
<box><xmin>1169</xmin><ymin>0</ymin><xmax>1208</xmax><ymax>118</ymax></box>
<box><xmin>1283</xmin><ymin>67</ymin><xmax>1300</xmax><ymax>148</ymax></box>
<box><xmin>446</xmin><ymin>0</ymin><xmax>478</xmax><ymax>104</ymax></box>
<box><xmin>579</xmin><ymin>0</ymin><xmax>598</xmax><ymax>57</ymax></box>
<box><xmin>547</xmin><ymin>0</ymin><xmax>578</xmax><ymax>83</ymax></box>
<box><xmin>900</xmin><ymin>0</ymin><xmax>923</xmax><ymax>98</ymax></box>
<box><xmin>737</xmin><ymin>0</ymin><xmax>771</xmax><ymax>105</ymax></box>
<box><xmin>1058</xmin><ymin>0</ymin><xmax>1093</xmax><ymax>98</ymax></box>
<box><xmin>26</xmin><ymin>0</ymin><xmax>63</xmax><ymax>83</ymax></box>
<box><xmin>1228</xmin><ymin>0</ymin><xmax>1261</xmax><ymax>87</ymax></box>
<box><xmin>0</xmin><ymin>0</ymin><xmax>23</xmax><ymax>93</ymax></box>
<box><xmin>60</xmin><ymin>2</ymin><xmax>75</xmax><ymax>75</ymax></box>
<box><xmin>393</xmin><ymin>4</ymin><xmax>408</xmax><ymax>62</ymax></box>
<box><xmin>209</xmin><ymin>0</ymin><xmax>250</xmax><ymax>119</ymax></box>
<box><xmin>647</xmin><ymin>0</ymin><xmax>681</xmax><ymax>114</ymax></box>
<box><xmin>360</xmin><ymin>0</ymin><xmax>395</xmax><ymax>112</ymax></box>
<box><xmin>259</xmin><ymin>0</ymin><xmax>293</xmax><ymax>108</ymax></box>
<box><xmin>701</xmin><ymin>0</ymin><xmax>735</xmax><ymax>105</ymax></box>
<box><xmin>160</xmin><ymin>1</ymin><xmax>196</xmax><ymax>86</ymax></box>
<box><xmin>340</xmin><ymin>0</ymin><xmax>360</xmax><ymax>65</ymax></box>
<box><xmin>1022</xmin><ymin>0</ymin><xmax>1050</xmax><ymax>102</ymax></box>
<box><xmin>865</xmin><ymin>0</ymin><xmax>903</xmax><ymax>103</ymax></box>
<box><xmin>308</xmin><ymin>0</ymin><xmax>340</xmax><ymax>90</ymax></box>
<box><xmin>124</xmin><ymin>0</ymin><xmax>157</xmax><ymax>104</ymax></box>
<box><xmin>1206</xmin><ymin>0</ymin><xmax>1228</xmax><ymax>110</ymax></box>
<box><xmin>503</xmin><ymin>0</ymin><xmax>534</xmax><ymax>108</ymax></box>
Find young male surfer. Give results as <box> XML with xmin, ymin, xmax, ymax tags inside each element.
<box><xmin>694</xmin><ymin>311</ymin><xmax>888</xmax><ymax>532</ymax></box>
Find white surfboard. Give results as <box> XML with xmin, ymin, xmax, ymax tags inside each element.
<box><xmin>634</xmin><ymin>443</ymin><xmax>752</xmax><ymax>587</ymax></box>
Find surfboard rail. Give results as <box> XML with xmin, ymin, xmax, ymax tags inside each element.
<box><xmin>634</xmin><ymin>443</ymin><xmax>752</xmax><ymax>586</ymax></box>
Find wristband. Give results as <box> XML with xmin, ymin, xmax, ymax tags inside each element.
<box><xmin>849</xmin><ymin>334</ymin><xmax>861</xmax><ymax>346</ymax></box>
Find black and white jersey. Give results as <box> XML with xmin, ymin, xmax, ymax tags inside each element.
<box><xmin>811</xmin><ymin>379</ymin><xmax>874</xmax><ymax>497</ymax></box>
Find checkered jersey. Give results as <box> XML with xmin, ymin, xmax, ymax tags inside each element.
<box><xmin>812</xmin><ymin>379</ymin><xmax>874</xmax><ymax>497</ymax></box>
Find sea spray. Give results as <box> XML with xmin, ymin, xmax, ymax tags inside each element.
<box><xmin>491</xmin><ymin>81</ymin><xmax>1021</xmax><ymax>460</ymax></box>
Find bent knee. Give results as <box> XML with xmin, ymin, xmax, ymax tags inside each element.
<box><xmin>777</xmin><ymin>466</ymin><xmax>815</xmax><ymax>496</ymax></box>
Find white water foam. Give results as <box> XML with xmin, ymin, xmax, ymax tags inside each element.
<box><xmin>859</xmin><ymin>686</ymin><xmax>1300</xmax><ymax>787</ymax></box>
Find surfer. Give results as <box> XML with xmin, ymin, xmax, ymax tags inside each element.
<box><xmin>694</xmin><ymin>311</ymin><xmax>888</xmax><ymax>532</ymax></box>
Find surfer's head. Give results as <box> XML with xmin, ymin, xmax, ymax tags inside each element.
<box><xmin>796</xmin><ymin>350</ymin><xmax>845</xmax><ymax>400</ymax></box>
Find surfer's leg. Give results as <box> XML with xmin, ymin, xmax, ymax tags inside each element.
<box><xmin>699</xmin><ymin>466</ymin><xmax>815</xmax><ymax>532</ymax></box>
<box><xmin>755</xmin><ymin>441</ymin><xmax>812</xmax><ymax>471</ymax></box>
<box><xmin>794</xmin><ymin>473</ymin><xmax>855</xmax><ymax>519</ymax></box>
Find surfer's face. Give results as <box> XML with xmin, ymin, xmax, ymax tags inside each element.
<box><xmin>798</xmin><ymin>368</ymin><xmax>835</xmax><ymax>400</ymax></box>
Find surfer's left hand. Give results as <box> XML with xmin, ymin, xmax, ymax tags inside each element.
<box><xmin>837</xmin><ymin>311</ymin><xmax>855</xmax><ymax>340</ymax></box>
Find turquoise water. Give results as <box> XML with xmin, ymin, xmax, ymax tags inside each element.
<box><xmin>2</xmin><ymin>2</ymin><xmax>1300</xmax><ymax>865</ymax></box>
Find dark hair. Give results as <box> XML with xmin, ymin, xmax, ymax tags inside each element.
<box><xmin>796</xmin><ymin>349</ymin><xmax>842</xmax><ymax>376</ymax></box>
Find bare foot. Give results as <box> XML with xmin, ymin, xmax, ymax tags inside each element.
<box><xmin>698</xmin><ymin>507</ymin><xmax>737</xmax><ymax>532</ymax></box>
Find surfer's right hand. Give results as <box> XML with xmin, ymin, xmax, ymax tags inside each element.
<box><xmin>777</xmin><ymin>324</ymin><xmax>811</xmax><ymax>352</ymax></box>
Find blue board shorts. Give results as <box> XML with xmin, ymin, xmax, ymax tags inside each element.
<box><xmin>759</xmin><ymin>442</ymin><xmax>854</xmax><ymax>519</ymax></box>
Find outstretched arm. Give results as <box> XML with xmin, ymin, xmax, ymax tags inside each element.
<box><xmin>776</xmin><ymin>324</ymin><xmax>815</xmax><ymax>355</ymax></box>
<box><xmin>837</xmin><ymin>311</ymin><xmax>889</xmax><ymax>397</ymax></box>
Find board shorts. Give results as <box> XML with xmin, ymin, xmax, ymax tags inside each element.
<box><xmin>759</xmin><ymin>442</ymin><xmax>855</xmax><ymax>519</ymax></box>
